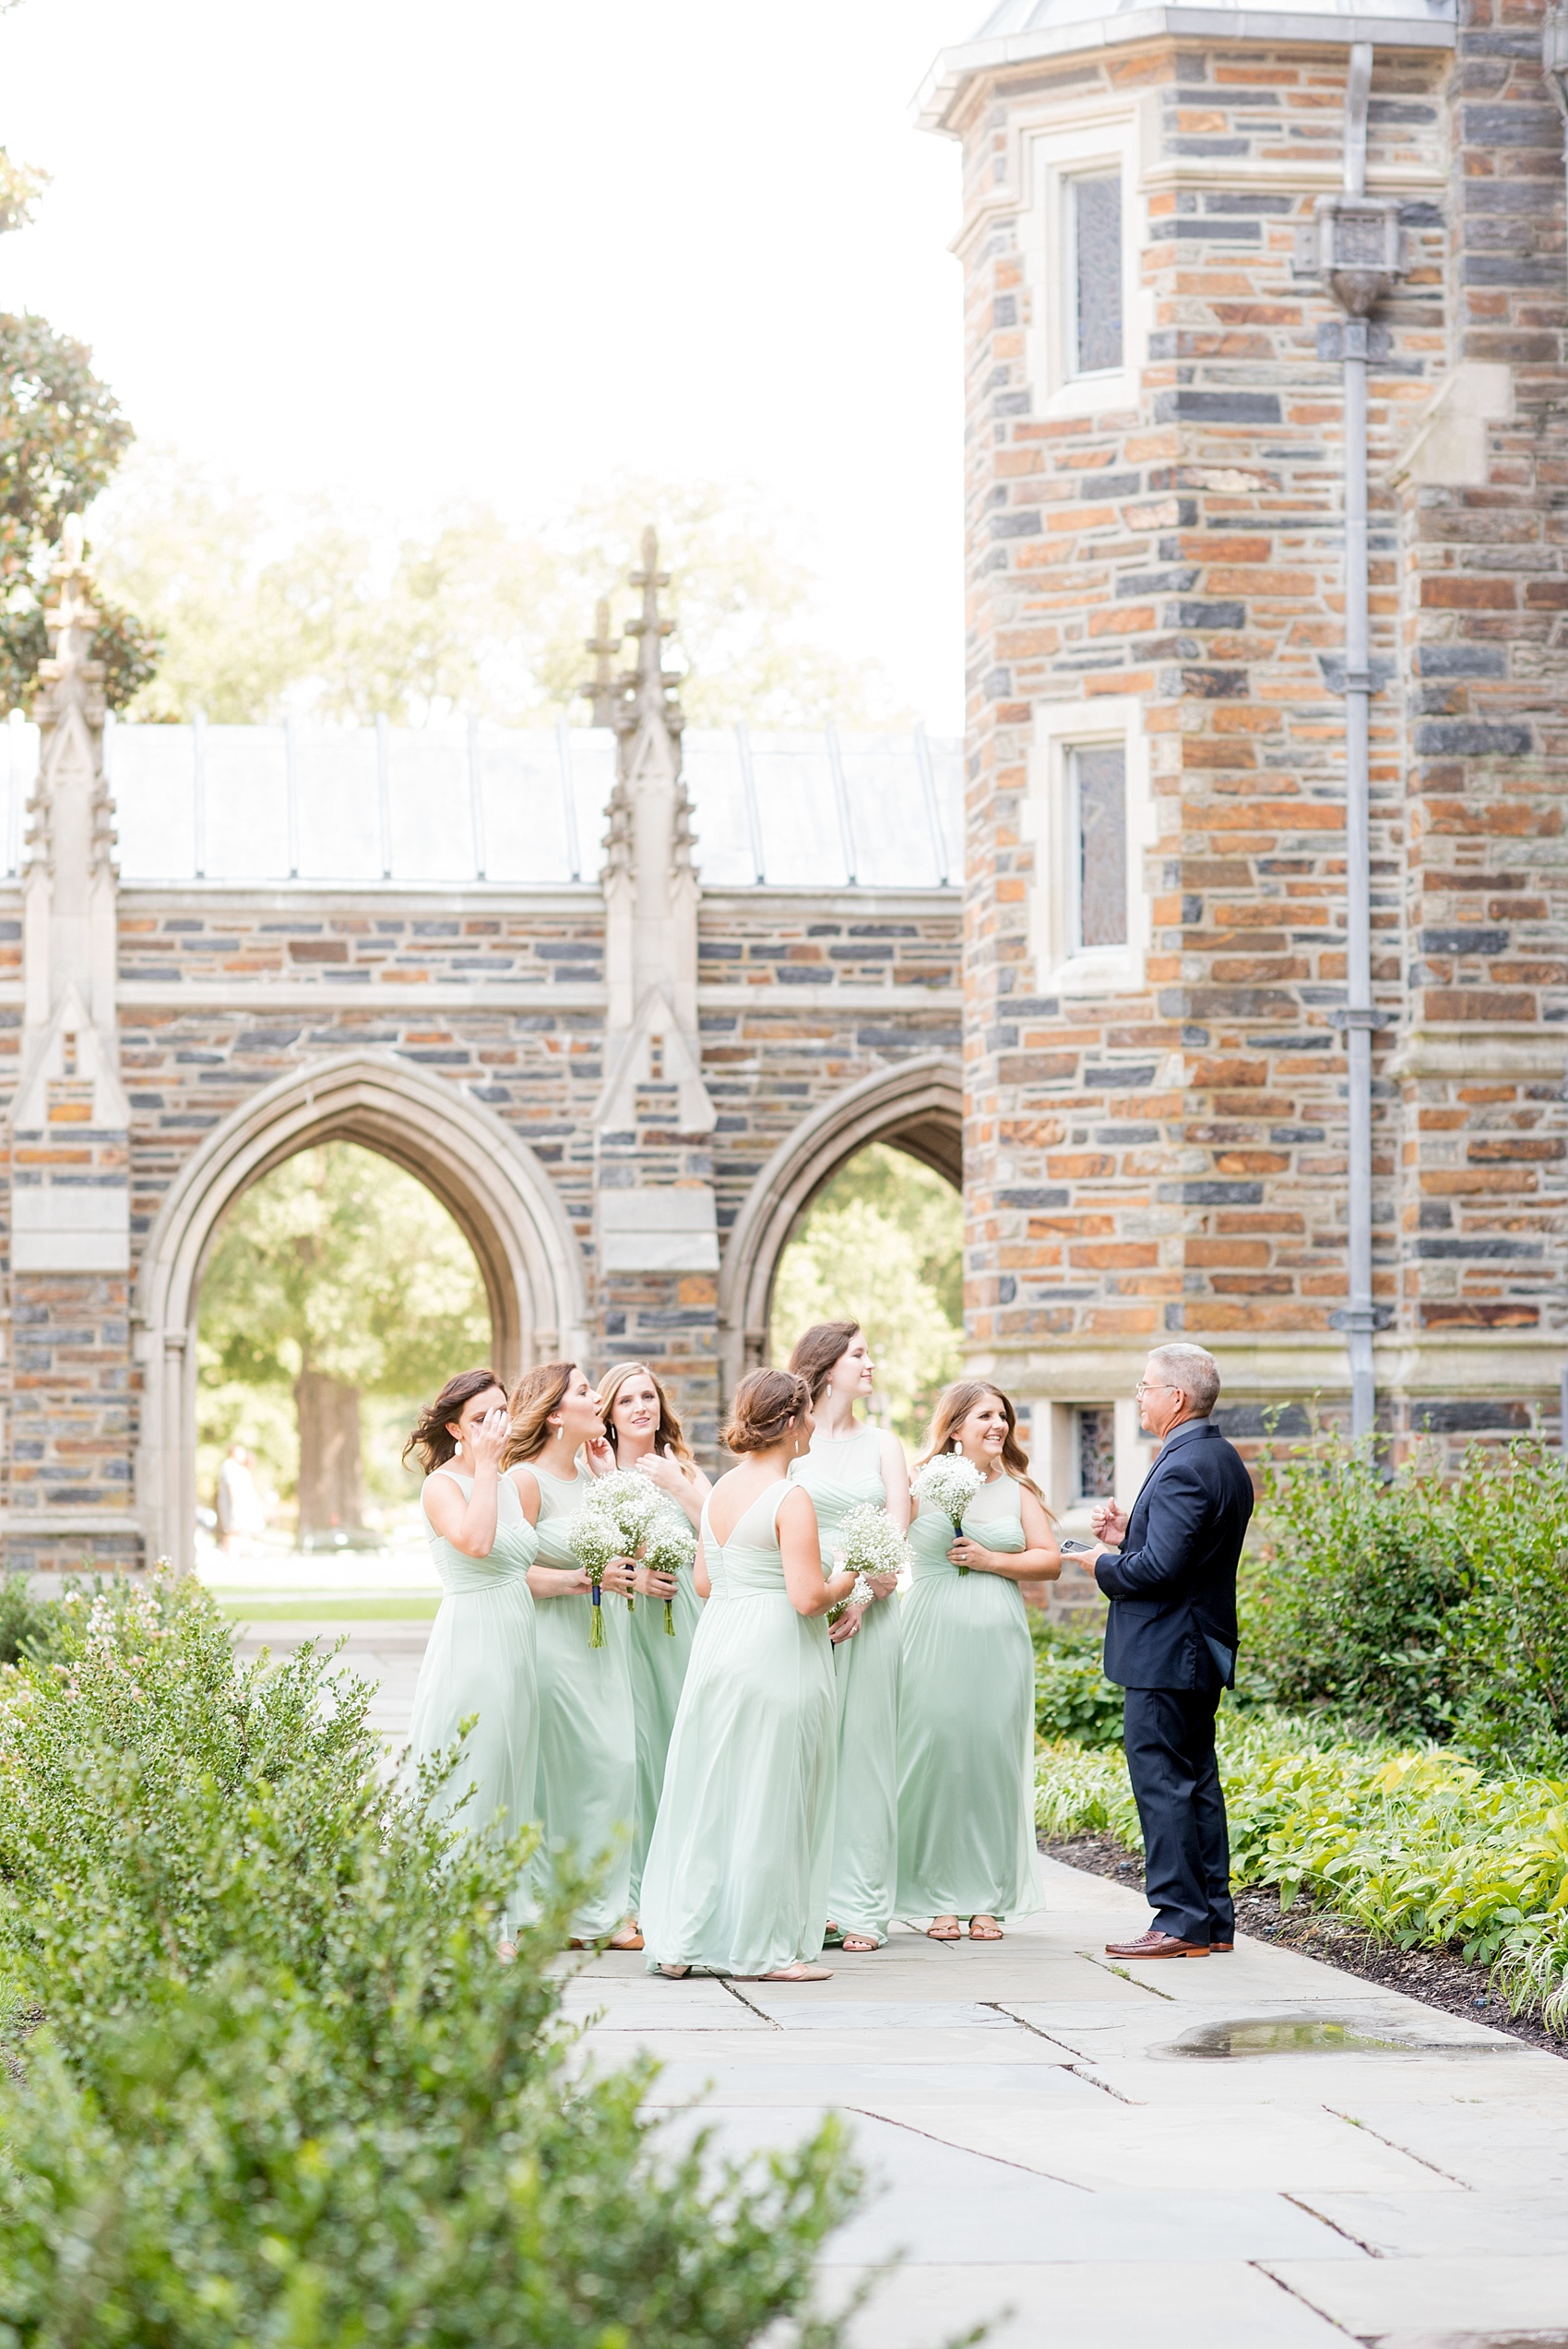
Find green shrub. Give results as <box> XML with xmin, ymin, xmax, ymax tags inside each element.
<box><xmin>1449</xmin><ymin>1444</ymin><xmax>1568</xmax><ymax>1773</ymax></box>
<box><xmin>1036</xmin><ymin>1709</ymin><xmax>1568</xmax><ymax>2030</ymax></box>
<box><xmin>0</xmin><ymin>1574</ymin><xmax>860</xmax><ymax>2346</ymax></box>
<box><xmin>1031</xmin><ymin>1617</ymin><xmax>1123</xmax><ymax>1748</ymax></box>
<box><xmin>1241</xmin><ymin>1437</ymin><xmax>1468</xmax><ymax>1741</ymax></box>
<box><xmin>0</xmin><ymin>1571</ymin><xmax>56</xmax><ymax>1669</ymax></box>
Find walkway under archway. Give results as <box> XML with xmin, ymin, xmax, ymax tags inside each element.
<box><xmin>718</xmin><ymin>1052</ymin><xmax>963</xmax><ymax>1400</ymax></box>
<box><xmin>135</xmin><ymin>1050</ymin><xmax>590</xmax><ymax>1570</ymax></box>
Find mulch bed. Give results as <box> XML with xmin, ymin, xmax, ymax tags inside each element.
<box><xmin>1042</xmin><ymin>1830</ymin><xmax>1568</xmax><ymax>2060</ymax></box>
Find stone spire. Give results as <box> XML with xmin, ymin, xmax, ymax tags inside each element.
<box><xmin>12</xmin><ymin>515</ymin><xmax>130</xmax><ymax>1265</ymax></box>
<box><xmin>580</xmin><ymin>599</ymin><xmax>624</xmax><ymax>730</ymax></box>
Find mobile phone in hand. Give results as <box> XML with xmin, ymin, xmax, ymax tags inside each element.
<box><xmin>1059</xmin><ymin>1537</ymin><xmax>1093</xmax><ymax>1554</ymax></box>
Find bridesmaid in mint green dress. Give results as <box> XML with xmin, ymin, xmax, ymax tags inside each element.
<box><xmin>897</xmin><ymin>1380</ymin><xmax>1060</xmax><ymax>1941</ymax></box>
<box><xmin>403</xmin><ymin>1368</ymin><xmax>540</xmax><ymax>1952</ymax></box>
<box><xmin>596</xmin><ymin>1361</ymin><xmax>709</xmax><ymax>1915</ymax></box>
<box><xmin>641</xmin><ymin>1368</ymin><xmax>857</xmax><ymax>1981</ymax></box>
<box><xmin>789</xmin><ymin>1322</ymin><xmax>909</xmax><ymax>1951</ymax></box>
<box><xmin>505</xmin><ymin>1362</ymin><xmax>645</xmax><ymax>1950</ymax></box>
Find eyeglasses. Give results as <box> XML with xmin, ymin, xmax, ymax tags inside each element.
<box><xmin>1135</xmin><ymin>1377</ymin><xmax>1172</xmax><ymax>1395</ymax></box>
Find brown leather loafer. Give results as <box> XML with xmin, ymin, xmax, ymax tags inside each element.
<box><xmin>1211</xmin><ymin>1940</ymin><xmax>1234</xmax><ymax>1952</ymax></box>
<box><xmin>1104</xmin><ymin>1930</ymin><xmax>1211</xmax><ymax>1959</ymax></box>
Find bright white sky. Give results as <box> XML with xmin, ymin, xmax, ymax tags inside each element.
<box><xmin>1</xmin><ymin>0</ymin><xmax>969</xmax><ymax>730</ymax></box>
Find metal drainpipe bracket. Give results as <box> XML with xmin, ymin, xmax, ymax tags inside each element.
<box><xmin>1329</xmin><ymin>1006</ymin><xmax>1396</xmax><ymax>1031</ymax></box>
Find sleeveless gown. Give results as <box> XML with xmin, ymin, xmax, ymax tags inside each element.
<box><xmin>625</xmin><ymin>1495</ymin><xmax>704</xmax><ymax>1914</ymax></box>
<box><xmin>530</xmin><ymin>1461</ymin><xmax>637</xmax><ymax>1939</ymax></box>
<box><xmin>896</xmin><ymin>1473</ymin><xmax>1039</xmax><ymax>1921</ymax></box>
<box><xmin>404</xmin><ymin>1466</ymin><xmax>540</xmax><ymax>1933</ymax></box>
<box><xmin>790</xmin><ymin>1425</ymin><xmax>902</xmax><ymax>1946</ymax></box>
<box><xmin>641</xmin><ymin>1483</ymin><xmax>837</xmax><ymax>1976</ymax></box>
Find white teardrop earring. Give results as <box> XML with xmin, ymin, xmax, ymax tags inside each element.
<box><xmin>454</xmin><ymin>1438</ymin><xmax>463</xmax><ymax>1457</ymax></box>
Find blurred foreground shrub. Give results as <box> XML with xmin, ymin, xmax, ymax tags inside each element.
<box><xmin>0</xmin><ymin>1574</ymin><xmax>857</xmax><ymax>2347</ymax></box>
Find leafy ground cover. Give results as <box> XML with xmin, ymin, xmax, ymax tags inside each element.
<box><xmin>1036</xmin><ymin>1711</ymin><xmax>1568</xmax><ymax>2033</ymax></box>
<box><xmin>0</xmin><ymin>1571</ymin><xmax>859</xmax><ymax>2347</ymax></box>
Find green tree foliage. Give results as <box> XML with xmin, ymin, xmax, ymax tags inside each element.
<box><xmin>769</xmin><ymin>1143</ymin><xmax>962</xmax><ymax>1446</ymax></box>
<box><xmin>0</xmin><ymin>1573</ymin><xmax>861</xmax><ymax>2341</ymax></box>
<box><xmin>0</xmin><ymin>145</ymin><xmax>156</xmax><ymax>712</ymax></box>
<box><xmin>93</xmin><ymin>452</ymin><xmax>908</xmax><ymax>728</ymax></box>
<box><xmin>196</xmin><ymin>1145</ymin><xmax>491</xmax><ymax>1526</ymax></box>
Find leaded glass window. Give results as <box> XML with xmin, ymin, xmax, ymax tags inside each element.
<box><xmin>1069</xmin><ymin>172</ymin><xmax>1123</xmax><ymax>376</ymax></box>
<box><xmin>1072</xmin><ymin>745</ymin><xmax>1128</xmax><ymax>950</ymax></box>
<box><xmin>1075</xmin><ymin>1406</ymin><xmax>1116</xmax><ymax>1502</ymax></box>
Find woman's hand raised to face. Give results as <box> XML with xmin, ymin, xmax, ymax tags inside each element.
<box><xmin>469</xmin><ymin>1405</ymin><xmax>510</xmax><ymax>1475</ymax></box>
<box><xmin>584</xmin><ymin>1433</ymin><xmax>617</xmax><ymax>1478</ymax></box>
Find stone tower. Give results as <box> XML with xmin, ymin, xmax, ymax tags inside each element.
<box><xmin>921</xmin><ymin>0</ymin><xmax>1566</xmax><ymax>1500</ymax></box>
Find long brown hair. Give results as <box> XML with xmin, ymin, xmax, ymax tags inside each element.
<box><xmin>403</xmin><ymin>1367</ymin><xmax>506</xmax><ymax>1473</ymax></box>
<box><xmin>723</xmin><ymin>1367</ymin><xmax>812</xmax><ymax>1456</ymax></box>
<box><xmin>502</xmin><ymin>1361</ymin><xmax>577</xmax><ymax>1469</ymax></box>
<box><xmin>598</xmin><ymin>1360</ymin><xmax>693</xmax><ymax>1462</ymax></box>
<box><xmin>916</xmin><ymin>1379</ymin><xmax>1045</xmax><ymax>1505</ymax></box>
<box><xmin>788</xmin><ymin>1320</ymin><xmax>861</xmax><ymax>1406</ymax></box>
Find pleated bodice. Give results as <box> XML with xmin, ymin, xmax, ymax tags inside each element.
<box><xmin>790</xmin><ymin>1425</ymin><xmax>885</xmax><ymax>1565</ymax></box>
<box><xmin>531</xmin><ymin>1460</ymin><xmax>596</xmax><ymax>1566</ymax></box>
<box><xmin>909</xmin><ymin>1468</ymin><xmax>1026</xmax><ymax>1580</ymax></box>
<box><xmin>423</xmin><ymin>1466</ymin><xmax>540</xmax><ymax>1588</ymax></box>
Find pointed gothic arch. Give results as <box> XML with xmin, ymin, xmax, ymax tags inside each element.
<box><xmin>134</xmin><ymin>1050</ymin><xmax>590</xmax><ymax>1570</ymax></box>
<box><xmin>717</xmin><ymin>1052</ymin><xmax>964</xmax><ymax>1402</ymax></box>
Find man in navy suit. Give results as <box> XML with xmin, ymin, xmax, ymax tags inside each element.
<box><xmin>1081</xmin><ymin>1344</ymin><xmax>1254</xmax><ymax>1959</ymax></box>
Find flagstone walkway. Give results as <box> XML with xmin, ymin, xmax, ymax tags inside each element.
<box><xmin>571</xmin><ymin>1868</ymin><xmax>1568</xmax><ymax>2349</ymax></box>
<box><xmin>244</xmin><ymin>1616</ymin><xmax>1568</xmax><ymax>2347</ymax></box>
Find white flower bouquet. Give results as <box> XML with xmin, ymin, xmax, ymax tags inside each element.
<box><xmin>913</xmin><ymin>1451</ymin><xmax>985</xmax><ymax>1573</ymax></box>
<box><xmin>581</xmin><ymin>1467</ymin><xmax>663</xmax><ymax>1618</ymax></box>
<box><xmin>640</xmin><ymin>1508</ymin><xmax>697</xmax><ymax>1636</ymax></box>
<box><xmin>567</xmin><ymin>1508</ymin><xmax>624</xmax><ymax>1647</ymax></box>
<box><xmin>827</xmin><ymin>1502</ymin><xmax>909</xmax><ymax>1623</ymax></box>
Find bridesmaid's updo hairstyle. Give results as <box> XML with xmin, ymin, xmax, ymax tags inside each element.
<box><xmin>788</xmin><ymin>1320</ymin><xmax>861</xmax><ymax>1405</ymax></box>
<box><xmin>503</xmin><ymin>1361</ymin><xmax>577</xmax><ymax>1469</ymax></box>
<box><xmin>403</xmin><ymin>1367</ymin><xmax>505</xmax><ymax>1473</ymax></box>
<box><xmin>917</xmin><ymin>1378</ymin><xmax>1047</xmax><ymax>1506</ymax></box>
<box><xmin>598</xmin><ymin>1360</ymin><xmax>693</xmax><ymax>1462</ymax></box>
<box><xmin>723</xmin><ymin>1367</ymin><xmax>812</xmax><ymax>1456</ymax></box>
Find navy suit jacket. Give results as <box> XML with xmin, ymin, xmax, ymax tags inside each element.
<box><xmin>1094</xmin><ymin>1417</ymin><xmax>1254</xmax><ymax>1692</ymax></box>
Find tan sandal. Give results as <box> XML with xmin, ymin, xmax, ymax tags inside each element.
<box><xmin>841</xmin><ymin>1934</ymin><xmax>879</xmax><ymax>1952</ymax></box>
<box><xmin>758</xmin><ymin>1962</ymin><xmax>833</xmax><ymax>1981</ymax></box>
<box><xmin>608</xmin><ymin>1926</ymin><xmax>645</xmax><ymax>1951</ymax></box>
<box><xmin>657</xmin><ymin>1962</ymin><xmax>691</xmax><ymax>1979</ymax></box>
<box><xmin>968</xmin><ymin>1915</ymin><xmax>1004</xmax><ymax>1941</ymax></box>
<box><xmin>927</xmin><ymin>1915</ymin><xmax>962</xmax><ymax>1941</ymax></box>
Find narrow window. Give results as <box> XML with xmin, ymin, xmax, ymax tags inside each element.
<box><xmin>1071</xmin><ymin>745</ymin><xmax>1128</xmax><ymax>951</ymax></box>
<box><xmin>1075</xmin><ymin>1406</ymin><xmax>1116</xmax><ymax>1504</ymax></box>
<box><xmin>1068</xmin><ymin>172</ymin><xmax>1123</xmax><ymax>376</ymax></box>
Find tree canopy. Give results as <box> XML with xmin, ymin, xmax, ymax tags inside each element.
<box><xmin>93</xmin><ymin>454</ymin><xmax>909</xmax><ymax>729</ymax></box>
<box><xmin>0</xmin><ymin>144</ymin><xmax>156</xmax><ymax>711</ymax></box>
<box><xmin>197</xmin><ymin>1145</ymin><xmax>492</xmax><ymax>1525</ymax></box>
<box><xmin>769</xmin><ymin>1144</ymin><xmax>963</xmax><ymax>1445</ymax></box>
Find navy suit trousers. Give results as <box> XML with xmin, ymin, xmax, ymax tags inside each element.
<box><xmin>1122</xmin><ymin>1686</ymin><xmax>1234</xmax><ymax>1947</ymax></box>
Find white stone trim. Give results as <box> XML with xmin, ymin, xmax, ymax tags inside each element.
<box><xmin>1023</xmin><ymin>697</ymin><xmax>1155</xmax><ymax>996</ymax></box>
<box><xmin>1017</xmin><ymin>108</ymin><xmax>1148</xmax><ymax>420</ymax></box>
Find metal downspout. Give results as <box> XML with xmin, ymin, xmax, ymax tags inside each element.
<box><xmin>1340</xmin><ymin>42</ymin><xmax>1377</xmax><ymax>1443</ymax></box>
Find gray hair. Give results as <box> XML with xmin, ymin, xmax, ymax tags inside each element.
<box><xmin>1146</xmin><ymin>1343</ymin><xmax>1220</xmax><ymax>1417</ymax></box>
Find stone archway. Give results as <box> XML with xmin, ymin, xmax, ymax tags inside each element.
<box><xmin>718</xmin><ymin>1052</ymin><xmax>963</xmax><ymax>1401</ymax></box>
<box><xmin>134</xmin><ymin>1049</ymin><xmax>590</xmax><ymax>1570</ymax></box>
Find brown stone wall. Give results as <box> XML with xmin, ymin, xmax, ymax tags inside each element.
<box><xmin>950</xmin><ymin>15</ymin><xmax>1565</xmax><ymax>1461</ymax></box>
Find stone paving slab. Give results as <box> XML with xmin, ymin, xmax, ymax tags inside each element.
<box><xmin>1265</xmin><ymin>2251</ymin><xmax>1568</xmax><ymax>2343</ymax></box>
<box><xmin>1299</xmin><ymin>2188</ymin><xmax>1568</xmax><ymax>2259</ymax></box>
<box><xmin>827</xmin><ymin>2259</ymin><xmax>1348</xmax><ymax>2347</ymax></box>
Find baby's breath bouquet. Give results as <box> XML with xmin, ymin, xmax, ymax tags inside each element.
<box><xmin>567</xmin><ymin>1508</ymin><xmax>622</xmax><ymax>1648</ymax></box>
<box><xmin>641</xmin><ymin>1508</ymin><xmax>697</xmax><ymax>1635</ymax></box>
<box><xmin>914</xmin><ymin>1451</ymin><xmax>985</xmax><ymax>1573</ymax></box>
<box><xmin>583</xmin><ymin>1467</ymin><xmax>662</xmax><ymax>1617</ymax></box>
<box><xmin>827</xmin><ymin>1502</ymin><xmax>909</xmax><ymax>1624</ymax></box>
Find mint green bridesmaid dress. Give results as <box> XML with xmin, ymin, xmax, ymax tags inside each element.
<box><xmin>641</xmin><ymin>1483</ymin><xmax>837</xmax><ymax>1975</ymax></box>
<box><xmin>529</xmin><ymin>1461</ymin><xmax>637</xmax><ymax>1939</ymax></box>
<box><xmin>896</xmin><ymin>1473</ymin><xmax>1039</xmax><ymax>1922</ymax></box>
<box><xmin>626</xmin><ymin>1499</ymin><xmax>703</xmax><ymax>1914</ymax></box>
<box><xmin>790</xmin><ymin>1425</ymin><xmax>901</xmax><ymax>1946</ymax></box>
<box><xmin>405</xmin><ymin>1467</ymin><xmax>540</xmax><ymax>1934</ymax></box>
